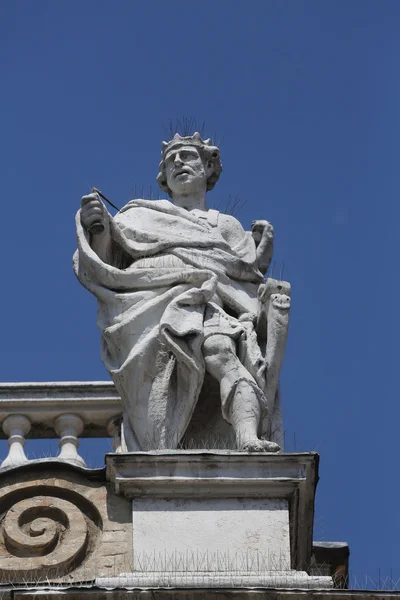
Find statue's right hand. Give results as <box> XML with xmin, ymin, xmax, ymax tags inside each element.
<box><xmin>80</xmin><ymin>193</ymin><xmax>107</xmax><ymax>231</ymax></box>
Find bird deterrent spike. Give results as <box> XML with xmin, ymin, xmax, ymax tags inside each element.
<box><xmin>269</xmin><ymin>261</ymin><xmax>275</xmax><ymax>279</ymax></box>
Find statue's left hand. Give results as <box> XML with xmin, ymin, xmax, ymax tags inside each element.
<box><xmin>251</xmin><ymin>220</ymin><xmax>274</xmax><ymax>245</ymax></box>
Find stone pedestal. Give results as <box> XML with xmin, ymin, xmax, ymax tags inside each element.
<box><xmin>97</xmin><ymin>451</ymin><xmax>332</xmax><ymax>589</ymax></box>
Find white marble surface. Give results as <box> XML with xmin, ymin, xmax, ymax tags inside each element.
<box><xmin>132</xmin><ymin>497</ymin><xmax>290</xmax><ymax>572</ymax></box>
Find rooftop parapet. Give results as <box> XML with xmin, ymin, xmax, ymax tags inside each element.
<box><xmin>0</xmin><ymin>381</ymin><xmax>122</xmax><ymax>467</ymax></box>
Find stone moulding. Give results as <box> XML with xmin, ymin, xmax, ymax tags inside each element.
<box><xmin>105</xmin><ymin>451</ymin><xmax>320</xmax><ymax>575</ymax></box>
<box><xmin>0</xmin><ymin>381</ymin><xmax>121</xmax><ymax>439</ymax></box>
<box><xmin>97</xmin><ymin>572</ymin><xmax>332</xmax><ymax>589</ymax></box>
<box><xmin>0</xmin><ymin>382</ymin><xmax>123</xmax><ymax>467</ymax></box>
<box><xmin>3</xmin><ymin>592</ymin><xmax>400</xmax><ymax>600</ymax></box>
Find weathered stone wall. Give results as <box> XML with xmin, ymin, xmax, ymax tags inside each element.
<box><xmin>0</xmin><ymin>461</ymin><xmax>132</xmax><ymax>584</ymax></box>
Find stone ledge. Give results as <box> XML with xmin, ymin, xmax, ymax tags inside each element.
<box><xmin>0</xmin><ymin>381</ymin><xmax>120</xmax><ymax>438</ymax></box>
<box><xmin>106</xmin><ymin>451</ymin><xmax>317</xmax><ymax>497</ymax></box>
<box><xmin>96</xmin><ymin>571</ymin><xmax>332</xmax><ymax>589</ymax></box>
<box><xmin>0</xmin><ymin>457</ymin><xmax>105</xmax><ymax>478</ymax></box>
<box><xmin>10</xmin><ymin>588</ymin><xmax>400</xmax><ymax>599</ymax></box>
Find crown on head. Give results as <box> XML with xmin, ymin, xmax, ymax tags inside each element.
<box><xmin>157</xmin><ymin>132</ymin><xmax>222</xmax><ymax>195</ymax></box>
<box><xmin>161</xmin><ymin>132</ymin><xmax>216</xmax><ymax>158</ymax></box>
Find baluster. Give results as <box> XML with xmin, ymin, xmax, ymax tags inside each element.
<box><xmin>107</xmin><ymin>416</ymin><xmax>122</xmax><ymax>452</ymax></box>
<box><xmin>54</xmin><ymin>413</ymin><xmax>86</xmax><ymax>466</ymax></box>
<box><xmin>1</xmin><ymin>414</ymin><xmax>31</xmax><ymax>468</ymax></box>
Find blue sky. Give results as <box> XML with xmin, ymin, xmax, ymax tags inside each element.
<box><xmin>1</xmin><ymin>0</ymin><xmax>400</xmax><ymax>585</ymax></box>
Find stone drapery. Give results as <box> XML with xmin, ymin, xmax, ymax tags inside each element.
<box><xmin>74</xmin><ymin>199</ymin><xmax>269</xmax><ymax>450</ymax></box>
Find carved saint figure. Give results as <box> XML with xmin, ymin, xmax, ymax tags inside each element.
<box><xmin>74</xmin><ymin>133</ymin><xmax>290</xmax><ymax>451</ymax></box>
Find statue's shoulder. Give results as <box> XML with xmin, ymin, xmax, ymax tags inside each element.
<box><xmin>218</xmin><ymin>212</ymin><xmax>246</xmax><ymax>233</ymax></box>
<box><xmin>216</xmin><ymin>212</ymin><xmax>247</xmax><ymax>247</ymax></box>
<box><xmin>119</xmin><ymin>199</ymin><xmax>171</xmax><ymax>214</ymax></box>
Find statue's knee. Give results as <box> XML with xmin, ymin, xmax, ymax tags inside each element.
<box><xmin>203</xmin><ymin>335</ymin><xmax>236</xmax><ymax>365</ymax></box>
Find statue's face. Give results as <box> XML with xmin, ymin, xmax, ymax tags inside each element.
<box><xmin>164</xmin><ymin>146</ymin><xmax>211</xmax><ymax>196</ymax></box>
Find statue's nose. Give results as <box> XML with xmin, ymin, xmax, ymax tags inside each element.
<box><xmin>174</xmin><ymin>153</ymin><xmax>183</xmax><ymax>165</ymax></box>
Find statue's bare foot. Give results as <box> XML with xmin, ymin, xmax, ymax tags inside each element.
<box><xmin>240</xmin><ymin>438</ymin><xmax>280</xmax><ymax>453</ymax></box>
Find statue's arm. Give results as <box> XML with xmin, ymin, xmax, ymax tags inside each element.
<box><xmin>251</xmin><ymin>220</ymin><xmax>274</xmax><ymax>275</ymax></box>
<box><xmin>80</xmin><ymin>193</ymin><xmax>113</xmax><ymax>264</ymax></box>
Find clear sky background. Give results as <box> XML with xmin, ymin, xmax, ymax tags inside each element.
<box><xmin>1</xmin><ymin>0</ymin><xmax>399</xmax><ymax>587</ymax></box>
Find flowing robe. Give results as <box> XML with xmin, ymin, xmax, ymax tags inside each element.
<box><xmin>74</xmin><ymin>199</ymin><xmax>267</xmax><ymax>450</ymax></box>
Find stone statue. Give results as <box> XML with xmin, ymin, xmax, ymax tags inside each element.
<box><xmin>74</xmin><ymin>133</ymin><xmax>290</xmax><ymax>452</ymax></box>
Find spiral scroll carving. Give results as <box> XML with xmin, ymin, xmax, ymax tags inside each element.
<box><xmin>0</xmin><ymin>485</ymin><xmax>101</xmax><ymax>581</ymax></box>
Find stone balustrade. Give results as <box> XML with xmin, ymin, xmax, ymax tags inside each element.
<box><xmin>0</xmin><ymin>381</ymin><xmax>122</xmax><ymax>468</ymax></box>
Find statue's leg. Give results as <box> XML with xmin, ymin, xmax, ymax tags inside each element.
<box><xmin>203</xmin><ymin>334</ymin><xmax>280</xmax><ymax>452</ymax></box>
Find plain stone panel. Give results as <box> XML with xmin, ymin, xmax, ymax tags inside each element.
<box><xmin>132</xmin><ymin>497</ymin><xmax>290</xmax><ymax>572</ymax></box>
